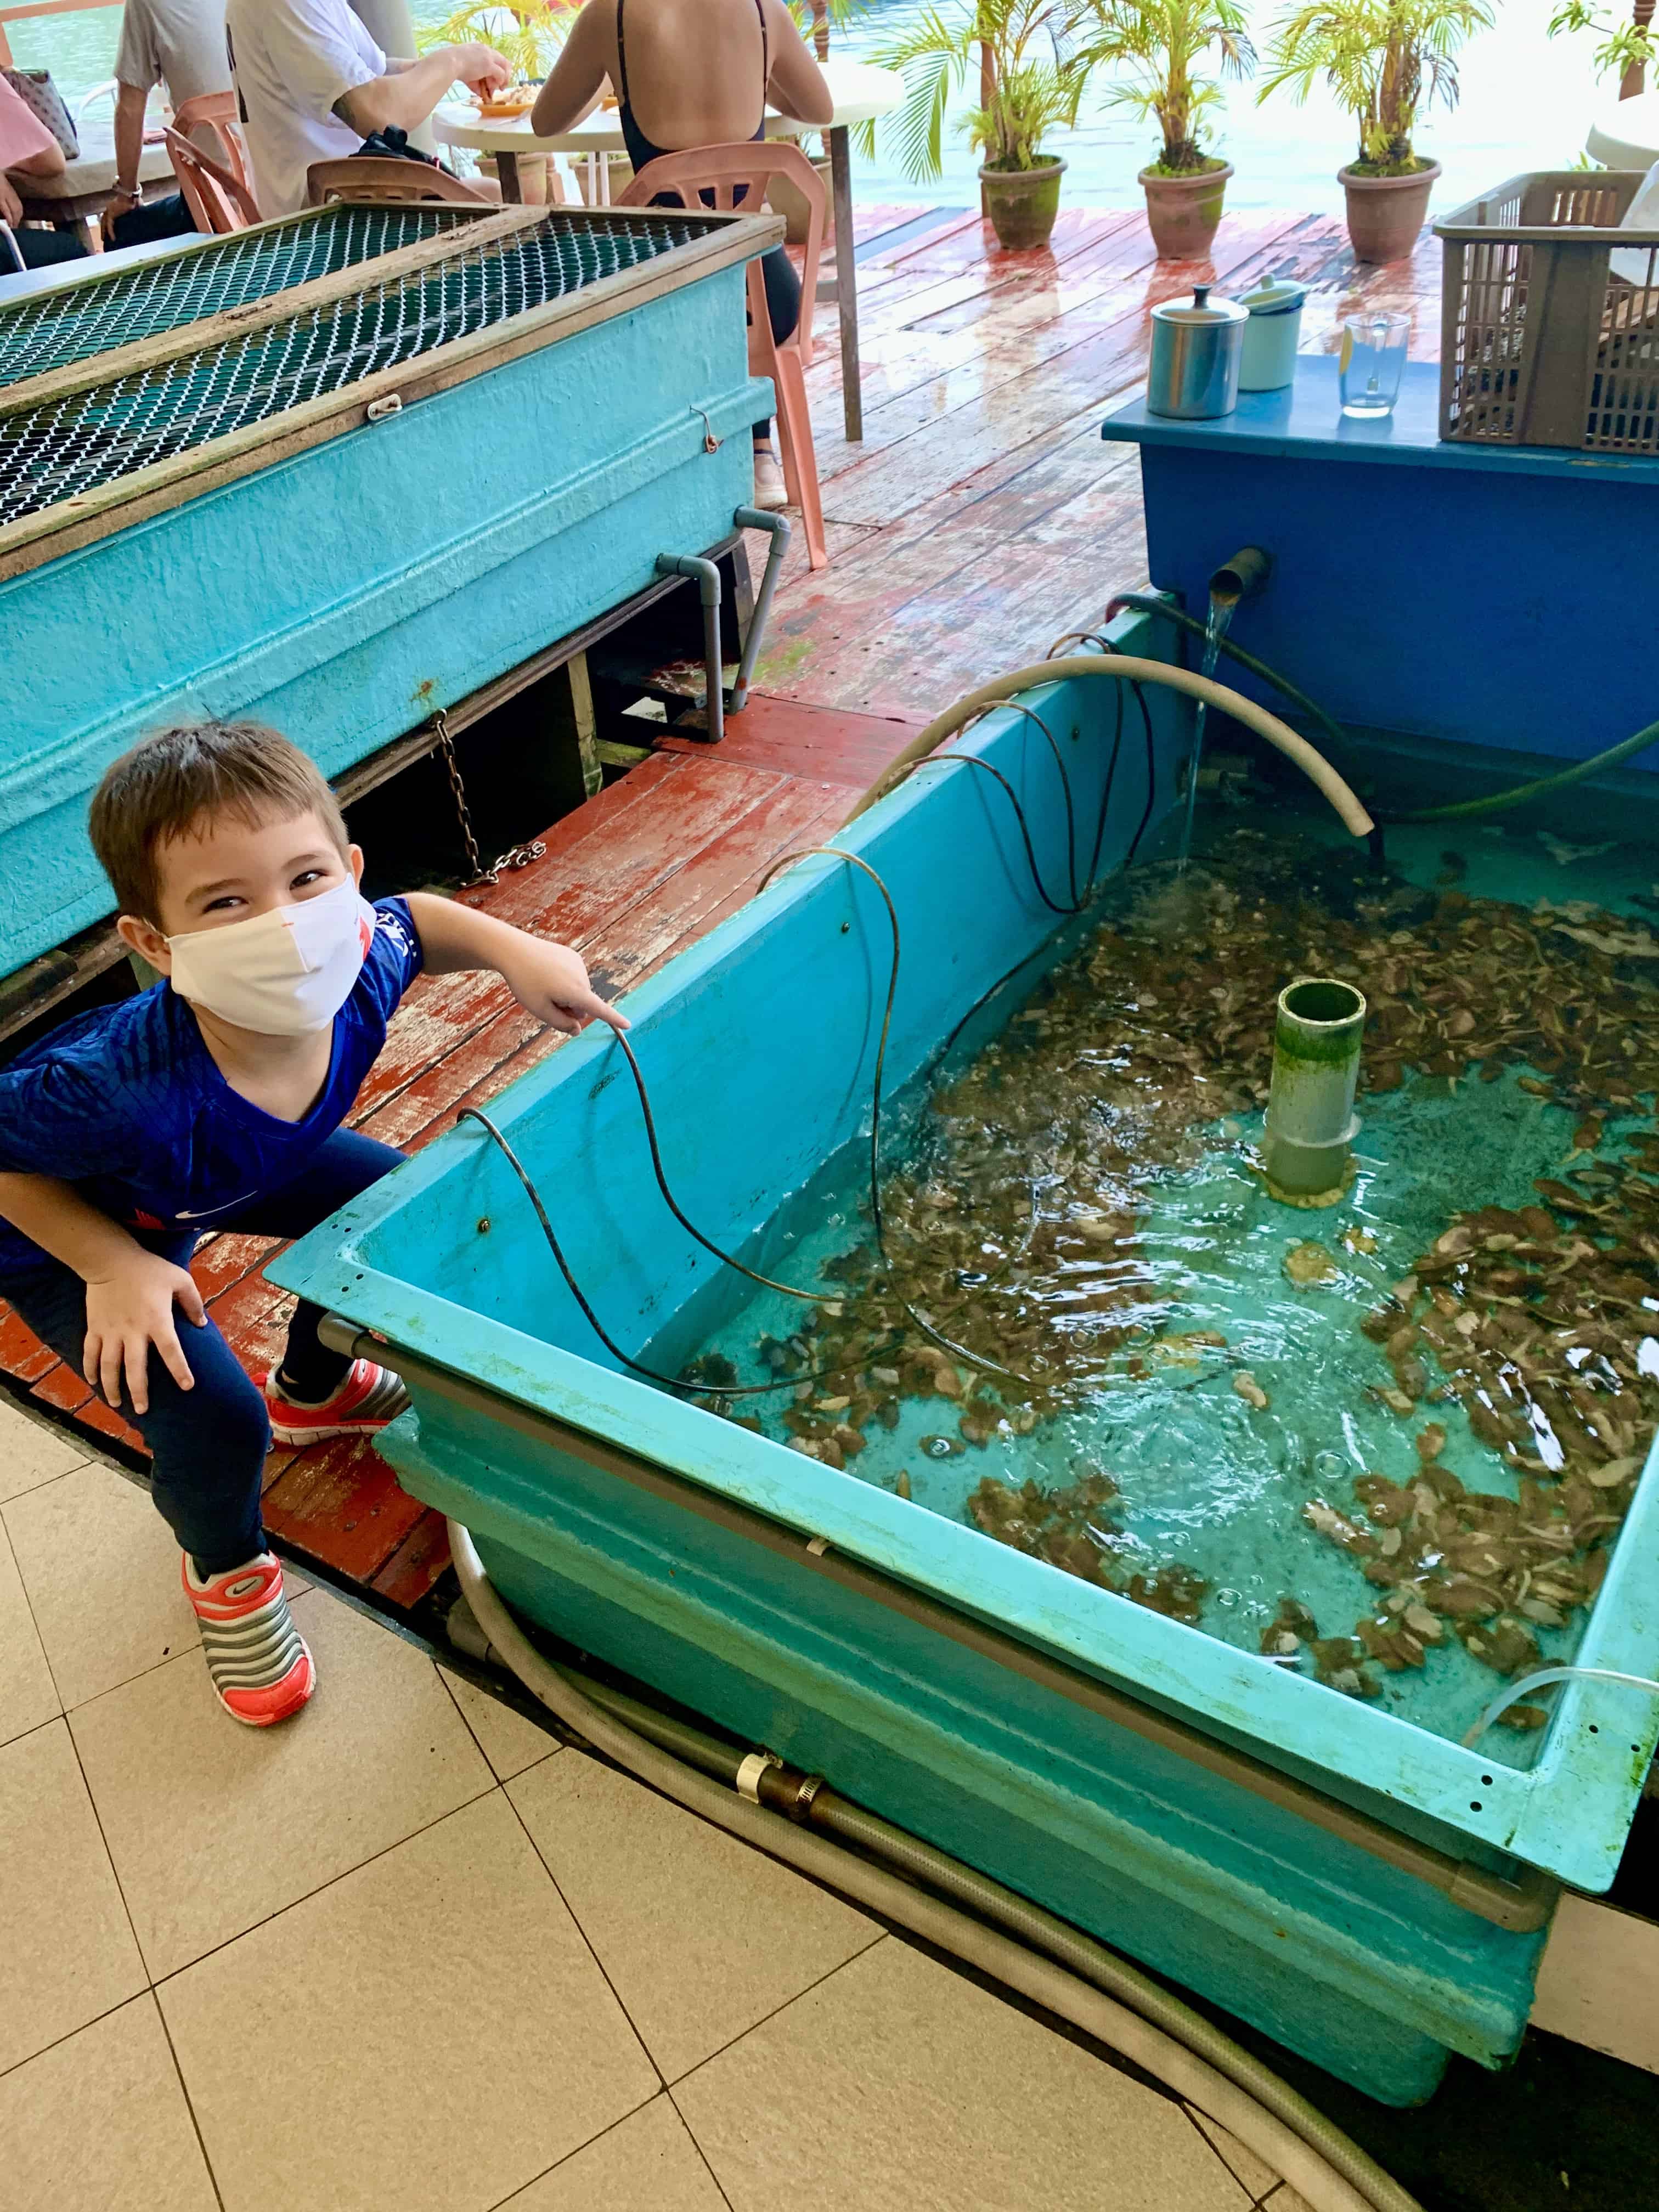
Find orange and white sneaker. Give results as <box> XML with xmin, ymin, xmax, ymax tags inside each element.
<box><xmin>182</xmin><ymin>1551</ymin><xmax>314</xmax><ymax>1726</ymax></box>
<box><xmin>263</xmin><ymin>1358</ymin><xmax>409</xmax><ymax>1446</ymax></box>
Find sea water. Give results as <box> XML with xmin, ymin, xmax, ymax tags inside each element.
<box><xmin>668</xmin><ymin>803</ymin><xmax>1659</xmax><ymax>1765</ymax></box>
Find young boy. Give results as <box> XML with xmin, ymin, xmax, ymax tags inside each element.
<box><xmin>0</xmin><ymin>719</ymin><xmax>626</xmax><ymax>1728</ymax></box>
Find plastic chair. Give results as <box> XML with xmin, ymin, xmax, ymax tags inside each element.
<box><xmin>74</xmin><ymin>80</ymin><xmax>117</xmax><ymax>127</ymax></box>
<box><xmin>0</xmin><ymin>222</ymin><xmax>24</xmax><ymax>276</ymax></box>
<box><xmin>620</xmin><ymin>142</ymin><xmax>828</xmax><ymax>570</ymax></box>
<box><xmin>165</xmin><ymin>94</ymin><xmax>260</xmax><ymax>234</ymax></box>
<box><xmin>171</xmin><ymin>92</ymin><xmax>254</xmax><ymax>189</ymax></box>
<box><xmin>305</xmin><ymin>157</ymin><xmax>494</xmax><ymax>208</ymax></box>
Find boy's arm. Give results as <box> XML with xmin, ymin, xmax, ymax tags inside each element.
<box><xmin>402</xmin><ymin>893</ymin><xmax>630</xmax><ymax>1036</ymax></box>
<box><xmin>0</xmin><ymin>1173</ymin><xmax>205</xmax><ymax>1414</ymax></box>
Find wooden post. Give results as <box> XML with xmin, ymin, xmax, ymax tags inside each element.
<box><xmin>1623</xmin><ymin>0</ymin><xmax>1656</xmax><ymax>98</ymax></box>
<box><xmin>979</xmin><ymin>43</ymin><xmax>996</xmax><ymax>219</ymax></box>
<box><xmin>828</xmin><ymin>125</ymin><xmax>863</xmax><ymax>441</ymax></box>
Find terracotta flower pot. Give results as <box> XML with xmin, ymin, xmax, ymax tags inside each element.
<box><xmin>979</xmin><ymin>158</ymin><xmax>1066</xmax><ymax>252</ymax></box>
<box><xmin>1339</xmin><ymin>160</ymin><xmax>1441</xmax><ymax>264</ymax></box>
<box><xmin>1139</xmin><ymin>162</ymin><xmax>1233</xmax><ymax>261</ymax></box>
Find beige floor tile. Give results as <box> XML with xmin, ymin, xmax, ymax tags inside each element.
<box><xmin>1190</xmin><ymin>2109</ymin><xmax>1282</xmax><ymax>2199</ymax></box>
<box><xmin>501</xmin><ymin>2095</ymin><xmax>727</xmax><ymax>2211</ymax></box>
<box><xmin>441</xmin><ymin>1665</ymin><xmax>560</xmax><ymax>1781</ymax></box>
<box><xmin>4</xmin><ymin>1461</ymin><xmax>201</xmax><ymax>1709</ymax></box>
<box><xmin>0</xmin><ymin>1520</ymin><xmax>58</xmax><ymax>1747</ymax></box>
<box><xmin>0</xmin><ymin>1720</ymin><xmax>146</xmax><ymax>2074</ymax></box>
<box><xmin>509</xmin><ymin>1751</ymin><xmax>878</xmax><ymax>2081</ymax></box>
<box><xmin>161</xmin><ymin>1791</ymin><xmax>659</xmax><ymax>2212</ymax></box>
<box><xmin>1267</xmin><ymin>2192</ymin><xmax>1314</xmax><ymax>2212</ymax></box>
<box><xmin>70</xmin><ymin>1584</ymin><xmax>493</xmax><ymax>1977</ymax></box>
<box><xmin>0</xmin><ymin>1393</ymin><xmax>91</xmax><ymax>1505</ymax></box>
<box><xmin>0</xmin><ymin>1995</ymin><xmax>218</xmax><ymax>2212</ymax></box>
<box><xmin>674</xmin><ymin>1939</ymin><xmax>1252</xmax><ymax>2212</ymax></box>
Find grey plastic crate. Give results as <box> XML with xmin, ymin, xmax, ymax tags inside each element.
<box><xmin>1436</xmin><ymin>170</ymin><xmax>1659</xmax><ymax>452</ymax></box>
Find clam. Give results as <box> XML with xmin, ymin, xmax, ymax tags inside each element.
<box><xmin>1284</xmin><ymin>1242</ymin><xmax>1340</xmax><ymax>1289</ymax></box>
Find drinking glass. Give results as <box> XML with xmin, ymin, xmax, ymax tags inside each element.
<box><xmin>1338</xmin><ymin>312</ymin><xmax>1410</xmax><ymax>419</ymax></box>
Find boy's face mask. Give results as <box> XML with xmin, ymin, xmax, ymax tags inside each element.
<box><xmin>165</xmin><ymin>875</ymin><xmax>376</xmax><ymax>1036</ymax></box>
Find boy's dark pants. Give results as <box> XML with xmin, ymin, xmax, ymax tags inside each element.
<box><xmin>4</xmin><ymin>1132</ymin><xmax>403</xmax><ymax>1574</ymax></box>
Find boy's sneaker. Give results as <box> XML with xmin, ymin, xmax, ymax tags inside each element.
<box><xmin>182</xmin><ymin>1551</ymin><xmax>314</xmax><ymax>1726</ymax></box>
<box><xmin>263</xmin><ymin>1358</ymin><xmax>409</xmax><ymax>1445</ymax></box>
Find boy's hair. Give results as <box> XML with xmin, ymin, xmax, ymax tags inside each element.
<box><xmin>89</xmin><ymin>720</ymin><xmax>349</xmax><ymax>924</ymax></box>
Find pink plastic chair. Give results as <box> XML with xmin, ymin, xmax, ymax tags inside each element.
<box><xmin>165</xmin><ymin>93</ymin><xmax>259</xmax><ymax>233</ymax></box>
<box><xmin>306</xmin><ymin>157</ymin><xmax>495</xmax><ymax>208</ymax></box>
<box><xmin>621</xmin><ymin>141</ymin><xmax>828</xmax><ymax>571</ymax></box>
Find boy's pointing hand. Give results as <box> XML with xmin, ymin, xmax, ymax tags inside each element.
<box><xmin>498</xmin><ymin>936</ymin><xmax>630</xmax><ymax>1037</ymax></box>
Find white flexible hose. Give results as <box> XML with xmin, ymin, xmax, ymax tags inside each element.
<box><xmin>1463</xmin><ymin>1666</ymin><xmax>1659</xmax><ymax>1746</ymax></box>
<box><xmin>449</xmin><ymin>1521</ymin><xmax>1422</xmax><ymax>2212</ymax></box>
<box><xmin>843</xmin><ymin>654</ymin><xmax>1376</xmax><ymax>839</ymax></box>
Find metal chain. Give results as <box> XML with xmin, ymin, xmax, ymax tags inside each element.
<box><xmin>431</xmin><ymin>709</ymin><xmax>547</xmax><ymax>888</ymax></box>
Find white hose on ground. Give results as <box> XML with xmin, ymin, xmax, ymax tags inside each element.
<box><xmin>842</xmin><ymin>655</ymin><xmax>1376</xmax><ymax>839</ymax></box>
<box><xmin>449</xmin><ymin>1521</ymin><xmax>1422</xmax><ymax>2212</ymax></box>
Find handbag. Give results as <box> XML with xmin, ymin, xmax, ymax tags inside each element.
<box><xmin>1</xmin><ymin>68</ymin><xmax>78</xmax><ymax>161</ymax></box>
<box><xmin>352</xmin><ymin>127</ymin><xmax>438</xmax><ymax>168</ymax></box>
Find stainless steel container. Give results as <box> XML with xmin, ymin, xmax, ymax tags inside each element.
<box><xmin>1147</xmin><ymin>284</ymin><xmax>1248</xmax><ymax>419</ymax></box>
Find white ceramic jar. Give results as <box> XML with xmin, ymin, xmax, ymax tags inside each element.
<box><xmin>1237</xmin><ymin>276</ymin><xmax>1308</xmax><ymax>392</ymax></box>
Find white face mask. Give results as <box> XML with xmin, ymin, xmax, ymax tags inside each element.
<box><xmin>165</xmin><ymin>875</ymin><xmax>375</xmax><ymax>1036</ymax></box>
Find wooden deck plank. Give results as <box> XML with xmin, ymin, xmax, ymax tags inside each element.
<box><xmin>369</xmin><ymin>1508</ymin><xmax>453</xmax><ymax>1609</ymax></box>
<box><xmin>352</xmin><ymin>753</ymin><xmax>783</xmax><ymax>1122</ymax></box>
<box><xmin>656</xmin><ymin>697</ymin><xmax>926</xmax><ymax>785</ymax></box>
<box><xmin>362</xmin><ymin>760</ymin><xmax>859</xmax><ymax>1152</ymax></box>
<box><xmin>260</xmin><ymin>1434</ymin><xmax>426</xmax><ymax>1581</ymax></box>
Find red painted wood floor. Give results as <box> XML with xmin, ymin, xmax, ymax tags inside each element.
<box><xmin>0</xmin><ymin>205</ymin><xmax>1441</xmax><ymax>1611</ymax></box>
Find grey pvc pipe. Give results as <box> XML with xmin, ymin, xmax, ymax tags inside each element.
<box><xmin>730</xmin><ymin>507</ymin><xmax>791</xmax><ymax>713</ymax></box>
<box><xmin>448</xmin><ymin>1521</ymin><xmax>1422</xmax><ymax>2212</ymax></box>
<box><xmin>843</xmin><ymin>657</ymin><xmax>1376</xmax><ymax>839</ymax></box>
<box><xmin>655</xmin><ymin>552</ymin><xmax>725</xmax><ymax>744</ymax></box>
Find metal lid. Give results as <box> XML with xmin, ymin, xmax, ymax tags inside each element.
<box><xmin>1150</xmin><ymin>282</ymin><xmax>1248</xmax><ymax>328</ymax></box>
<box><xmin>1238</xmin><ymin>274</ymin><xmax>1308</xmax><ymax>317</ymax></box>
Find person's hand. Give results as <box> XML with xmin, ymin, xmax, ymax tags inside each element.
<box><xmin>450</xmin><ymin>43</ymin><xmax>512</xmax><ymax>96</ymax></box>
<box><xmin>497</xmin><ymin>935</ymin><xmax>630</xmax><ymax>1036</ymax></box>
<box><xmin>82</xmin><ymin>1252</ymin><xmax>207</xmax><ymax>1415</ymax></box>
<box><xmin>0</xmin><ymin>173</ymin><xmax>23</xmax><ymax>229</ymax></box>
<box><xmin>101</xmin><ymin>189</ymin><xmax>140</xmax><ymax>244</ymax></box>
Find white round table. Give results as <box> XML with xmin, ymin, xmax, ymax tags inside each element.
<box><xmin>1586</xmin><ymin>89</ymin><xmax>1659</xmax><ymax>169</ymax></box>
<box><xmin>434</xmin><ymin>59</ymin><xmax>902</xmax><ymax>439</ymax></box>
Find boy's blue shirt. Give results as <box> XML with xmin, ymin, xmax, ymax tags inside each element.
<box><xmin>0</xmin><ymin>897</ymin><xmax>423</xmax><ymax>1279</ymax></box>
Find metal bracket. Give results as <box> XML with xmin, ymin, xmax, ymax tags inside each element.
<box><xmin>366</xmin><ymin>393</ymin><xmax>403</xmax><ymax>423</ymax></box>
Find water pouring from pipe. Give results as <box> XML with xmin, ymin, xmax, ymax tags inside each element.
<box><xmin>1262</xmin><ymin>977</ymin><xmax>1367</xmax><ymax>1208</ymax></box>
<box><xmin>1175</xmin><ymin>547</ymin><xmax>1273</xmax><ymax>873</ymax></box>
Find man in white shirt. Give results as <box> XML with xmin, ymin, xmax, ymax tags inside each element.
<box><xmin>105</xmin><ymin>0</ymin><xmax>232</xmax><ymax>244</ymax></box>
<box><xmin>225</xmin><ymin>0</ymin><xmax>507</xmax><ymax>219</ymax></box>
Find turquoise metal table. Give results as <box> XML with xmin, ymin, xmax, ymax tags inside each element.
<box><xmin>0</xmin><ymin>201</ymin><xmax>777</xmax><ymax>981</ymax></box>
<box><xmin>1101</xmin><ymin>358</ymin><xmax>1659</xmax><ymax>776</ymax></box>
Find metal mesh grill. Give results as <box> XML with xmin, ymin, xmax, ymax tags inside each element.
<box><xmin>0</xmin><ymin>206</ymin><xmax>483</xmax><ymax>390</ymax></box>
<box><xmin>0</xmin><ymin>211</ymin><xmax>714</xmax><ymax>528</ymax></box>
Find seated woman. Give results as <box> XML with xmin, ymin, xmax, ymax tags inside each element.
<box><xmin>0</xmin><ymin>75</ymin><xmax>81</xmax><ymax>270</ymax></box>
<box><xmin>532</xmin><ymin>0</ymin><xmax>832</xmax><ymax>509</ymax></box>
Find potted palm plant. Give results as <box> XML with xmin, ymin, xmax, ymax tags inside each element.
<box><xmin>1075</xmin><ymin>0</ymin><xmax>1254</xmax><ymax>260</ymax></box>
<box><xmin>1259</xmin><ymin>0</ymin><xmax>1491</xmax><ymax>263</ymax></box>
<box><xmin>873</xmin><ymin>0</ymin><xmax>1087</xmax><ymax>251</ymax></box>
